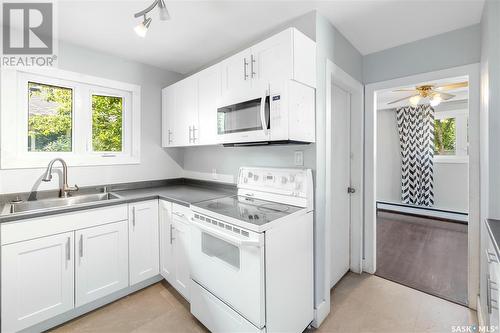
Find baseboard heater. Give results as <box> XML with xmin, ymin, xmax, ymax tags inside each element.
<box><xmin>376</xmin><ymin>201</ymin><xmax>468</xmax><ymax>223</ymax></box>
<box><xmin>223</xmin><ymin>140</ymin><xmax>311</xmax><ymax>147</ymax></box>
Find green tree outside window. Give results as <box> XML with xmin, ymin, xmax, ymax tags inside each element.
<box><xmin>434</xmin><ymin>118</ymin><xmax>456</xmax><ymax>155</ymax></box>
<box><xmin>92</xmin><ymin>95</ymin><xmax>123</xmax><ymax>152</ymax></box>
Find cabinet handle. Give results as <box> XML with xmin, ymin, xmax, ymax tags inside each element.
<box><xmin>170</xmin><ymin>224</ymin><xmax>175</xmax><ymax>244</ymax></box>
<box><xmin>192</xmin><ymin>126</ymin><xmax>198</xmax><ymax>143</ymax></box>
<box><xmin>168</xmin><ymin>130</ymin><xmax>173</xmax><ymax>144</ymax></box>
<box><xmin>250</xmin><ymin>54</ymin><xmax>256</xmax><ymax>78</ymax></box>
<box><xmin>189</xmin><ymin>126</ymin><xmax>193</xmax><ymax>143</ymax></box>
<box><xmin>66</xmin><ymin>237</ymin><xmax>71</xmax><ymax>261</ymax></box>
<box><xmin>487</xmin><ymin>250</ymin><xmax>499</xmax><ymax>263</ymax></box>
<box><xmin>244</xmin><ymin>58</ymin><xmax>249</xmax><ymax>80</ymax></box>
<box><xmin>79</xmin><ymin>234</ymin><xmax>83</xmax><ymax>258</ymax></box>
<box><xmin>132</xmin><ymin>206</ymin><xmax>136</xmax><ymax>227</ymax></box>
<box><xmin>172</xmin><ymin>212</ymin><xmax>185</xmax><ymax>218</ymax></box>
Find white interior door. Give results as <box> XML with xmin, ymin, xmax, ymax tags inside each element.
<box><xmin>330</xmin><ymin>84</ymin><xmax>351</xmax><ymax>288</ymax></box>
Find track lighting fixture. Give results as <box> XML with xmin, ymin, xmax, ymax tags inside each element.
<box><xmin>133</xmin><ymin>0</ymin><xmax>170</xmax><ymax>37</ymax></box>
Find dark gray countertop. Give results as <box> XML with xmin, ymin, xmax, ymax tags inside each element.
<box><xmin>0</xmin><ymin>179</ymin><xmax>235</xmax><ymax>223</ymax></box>
<box><xmin>114</xmin><ymin>184</ymin><xmax>235</xmax><ymax>206</ymax></box>
<box><xmin>487</xmin><ymin>219</ymin><xmax>500</xmax><ymax>258</ymax></box>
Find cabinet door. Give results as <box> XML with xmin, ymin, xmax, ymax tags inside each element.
<box><xmin>129</xmin><ymin>200</ymin><xmax>160</xmax><ymax>285</ymax></box>
<box><xmin>159</xmin><ymin>200</ymin><xmax>174</xmax><ymax>283</ymax></box>
<box><xmin>251</xmin><ymin>29</ymin><xmax>292</xmax><ymax>89</ymax></box>
<box><xmin>220</xmin><ymin>49</ymin><xmax>252</xmax><ymax>101</ymax></box>
<box><xmin>162</xmin><ymin>85</ymin><xmax>176</xmax><ymax>147</ymax></box>
<box><xmin>75</xmin><ymin>221</ymin><xmax>128</xmax><ymax>306</ymax></box>
<box><xmin>175</xmin><ymin>76</ymin><xmax>198</xmax><ymax>146</ymax></box>
<box><xmin>197</xmin><ymin>65</ymin><xmax>219</xmax><ymax>145</ymax></box>
<box><xmin>172</xmin><ymin>206</ymin><xmax>192</xmax><ymax>300</ymax></box>
<box><xmin>2</xmin><ymin>232</ymin><xmax>74</xmax><ymax>332</ymax></box>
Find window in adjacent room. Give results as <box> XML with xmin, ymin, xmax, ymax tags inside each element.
<box><xmin>433</xmin><ymin>108</ymin><xmax>468</xmax><ymax>163</ymax></box>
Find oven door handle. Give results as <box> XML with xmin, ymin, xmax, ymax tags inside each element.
<box><xmin>260</xmin><ymin>87</ymin><xmax>268</xmax><ymax>135</ymax></box>
<box><xmin>191</xmin><ymin>219</ymin><xmax>261</xmax><ymax>247</ymax></box>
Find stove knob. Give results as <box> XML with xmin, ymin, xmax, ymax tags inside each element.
<box><xmin>289</xmin><ymin>175</ymin><xmax>295</xmax><ymax>182</ymax></box>
<box><xmin>244</xmin><ymin>177</ymin><xmax>248</xmax><ymax>183</ymax></box>
<box><xmin>253</xmin><ymin>174</ymin><xmax>259</xmax><ymax>181</ymax></box>
<box><xmin>281</xmin><ymin>176</ymin><xmax>287</xmax><ymax>184</ymax></box>
<box><xmin>254</xmin><ymin>215</ymin><xmax>259</xmax><ymax>220</ymax></box>
<box><xmin>248</xmin><ymin>215</ymin><xmax>254</xmax><ymax>220</ymax></box>
<box><xmin>248</xmin><ymin>172</ymin><xmax>253</xmax><ymax>178</ymax></box>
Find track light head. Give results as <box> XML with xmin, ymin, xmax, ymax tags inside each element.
<box><xmin>134</xmin><ymin>16</ymin><xmax>152</xmax><ymax>38</ymax></box>
<box><xmin>158</xmin><ymin>0</ymin><xmax>170</xmax><ymax>20</ymax></box>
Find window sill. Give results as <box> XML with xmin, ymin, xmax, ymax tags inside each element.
<box><xmin>0</xmin><ymin>153</ymin><xmax>140</xmax><ymax>169</ymax></box>
<box><xmin>433</xmin><ymin>156</ymin><xmax>469</xmax><ymax>164</ymax></box>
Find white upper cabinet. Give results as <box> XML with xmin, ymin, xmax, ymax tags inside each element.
<box><xmin>2</xmin><ymin>232</ymin><xmax>75</xmax><ymax>333</ymax></box>
<box><xmin>197</xmin><ymin>66</ymin><xmax>220</xmax><ymax>145</ymax></box>
<box><xmin>175</xmin><ymin>76</ymin><xmax>199</xmax><ymax>146</ymax></box>
<box><xmin>75</xmin><ymin>221</ymin><xmax>129</xmax><ymax>307</ymax></box>
<box><xmin>220</xmin><ymin>49</ymin><xmax>252</xmax><ymax>101</ymax></box>
<box><xmin>162</xmin><ymin>27</ymin><xmax>316</xmax><ymax>147</ymax></box>
<box><xmin>162</xmin><ymin>85</ymin><xmax>176</xmax><ymax>147</ymax></box>
<box><xmin>252</xmin><ymin>29</ymin><xmax>293</xmax><ymax>90</ymax></box>
<box><xmin>129</xmin><ymin>200</ymin><xmax>160</xmax><ymax>285</ymax></box>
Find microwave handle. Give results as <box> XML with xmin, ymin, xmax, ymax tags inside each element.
<box><xmin>191</xmin><ymin>219</ymin><xmax>261</xmax><ymax>247</ymax></box>
<box><xmin>260</xmin><ymin>88</ymin><xmax>268</xmax><ymax>135</ymax></box>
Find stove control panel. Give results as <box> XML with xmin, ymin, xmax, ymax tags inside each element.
<box><xmin>238</xmin><ymin>167</ymin><xmax>309</xmax><ymax>198</ymax></box>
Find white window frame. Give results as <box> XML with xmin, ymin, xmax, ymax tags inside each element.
<box><xmin>433</xmin><ymin>108</ymin><xmax>468</xmax><ymax>164</ymax></box>
<box><xmin>1</xmin><ymin>67</ymin><xmax>141</xmax><ymax>169</ymax></box>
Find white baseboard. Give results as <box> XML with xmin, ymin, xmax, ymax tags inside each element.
<box><xmin>377</xmin><ymin>202</ymin><xmax>468</xmax><ymax>222</ymax></box>
<box><xmin>313</xmin><ymin>300</ymin><xmax>330</xmax><ymax>328</ymax></box>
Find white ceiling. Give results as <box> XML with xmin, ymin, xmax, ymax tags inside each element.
<box><xmin>57</xmin><ymin>0</ymin><xmax>485</xmax><ymax>74</ymax></box>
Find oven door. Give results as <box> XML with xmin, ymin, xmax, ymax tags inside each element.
<box><xmin>190</xmin><ymin>215</ymin><xmax>265</xmax><ymax>328</ymax></box>
<box><xmin>217</xmin><ymin>90</ymin><xmax>270</xmax><ymax>144</ymax></box>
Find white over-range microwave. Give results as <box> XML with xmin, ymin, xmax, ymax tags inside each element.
<box><xmin>216</xmin><ymin>80</ymin><xmax>316</xmax><ymax>146</ymax></box>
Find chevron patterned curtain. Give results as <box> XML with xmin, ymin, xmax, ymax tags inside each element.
<box><xmin>396</xmin><ymin>105</ymin><xmax>435</xmax><ymax>207</ymax></box>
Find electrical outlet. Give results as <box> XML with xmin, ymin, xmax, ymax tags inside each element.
<box><xmin>212</xmin><ymin>168</ymin><xmax>218</xmax><ymax>180</ymax></box>
<box><xmin>294</xmin><ymin>151</ymin><xmax>304</xmax><ymax>166</ymax></box>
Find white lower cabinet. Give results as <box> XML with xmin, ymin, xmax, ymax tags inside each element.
<box><xmin>159</xmin><ymin>201</ymin><xmax>191</xmax><ymax>300</ymax></box>
<box><xmin>159</xmin><ymin>200</ymin><xmax>175</xmax><ymax>281</ymax></box>
<box><xmin>75</xmin><ymin>221</ymin><xmax>129</xmax><ymax>306</ymax></box>
<box><xmin>129</xmin><ymin>200</ymin><xmax>160</xmax><ymax>285</ymax></box>
<box><xmin>1</xmin><ymin>232</ymin><xmax>75</xmax><ymax>333</ymax></box>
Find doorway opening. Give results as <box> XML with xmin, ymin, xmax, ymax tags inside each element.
<box><xmin>375</xmin><ymin>76</ymin><xmax>470</xmax><ymax>305</ymax></box>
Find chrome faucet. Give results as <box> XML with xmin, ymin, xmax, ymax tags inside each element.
<box><xmin>42</xmin><ymin>158</ymin><xmax>79</xmax><ymax>198</ymax></box>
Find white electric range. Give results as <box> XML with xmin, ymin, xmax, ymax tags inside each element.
<box><xmin>189</xmin><ymin>167</ymin><xmax>314</xmax><ymax>333</ymax></box>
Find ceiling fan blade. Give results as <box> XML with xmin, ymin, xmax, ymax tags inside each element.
<box><xmin>387</xmin><ymin>94</ymin><xmax>419</xmax><ymax>105</ymax></box>
<box><xmin>434</xmin><ymin>82</ymin><xmax>468</xmax><ymax>91</ymax></box>
<box><xmin>439</xmin><ymin>92</ymin><xmax>455</xmax><ymax>100</ymax></box>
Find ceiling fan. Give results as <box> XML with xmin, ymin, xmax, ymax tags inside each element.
<box><xmin>388</xmin><ymin>81</ymin><xmax>468</xmax><ymax>107</ymax></box>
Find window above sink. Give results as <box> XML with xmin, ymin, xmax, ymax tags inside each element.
<box><xmin>0</xmin><ymin>68</ymin><xmax>141</xmax><ymax>169</ymax></box>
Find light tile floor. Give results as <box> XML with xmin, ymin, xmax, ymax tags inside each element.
<box><xmin>50</xmin><ymin>273</ymin><xmax>477</xmax><ymax>333</ymax></box>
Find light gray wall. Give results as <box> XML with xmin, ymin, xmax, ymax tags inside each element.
<box><xmin>480</xmin><ymin>0</ymin><xmax>500</xmax><ymax>323</ymax></box>
<box><xmin>314</xmin><ymin>12</ymin><xmax>363</xmax><ymax>306</ymax></box>
<box><xmin>377</xmin><ymin>102</ymin><xmax>469</xmax><ymax>213</ymax></box>
<box><xmin>364</xmin><ymin>24</ymin><xmax>481</xmax><ymax>84</ymax></box>
<box><xmin>0</xmin><ymin>42</ymin><xmax>184</xmax><ymax>194</ymax></box>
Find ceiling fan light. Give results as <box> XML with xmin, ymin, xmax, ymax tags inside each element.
<box><xmin>134</xmin><ymin>17</ymin><xmax>152</xmax><ymax>37</ymax></box>
<box><xmin>430</xmin><ymin>94</ymin><xmax>443</xmax><ymax>107</ymax></box>
<box><xmin>158</xmin><ymin>0</ymin><xmax>170</xmax><ymax>20</ymax></box>
<box><xmin>409</xmin><ymin>95</ymin><xmax>421</xmax><ymax>106</ymax></box>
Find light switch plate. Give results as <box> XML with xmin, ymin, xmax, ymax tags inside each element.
<box><xmin>294</xmin><ymin>151</ymin><xmax>304</xmax><ymax>166</ymax></box>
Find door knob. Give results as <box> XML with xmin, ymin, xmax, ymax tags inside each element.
<box><xmin>347</xmin><ymin>187</ymin><xmax>356</xmax><ymax>194</ymax></box>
